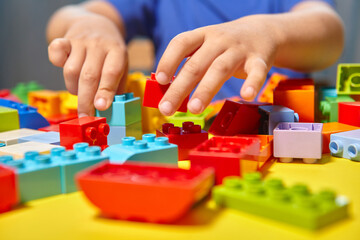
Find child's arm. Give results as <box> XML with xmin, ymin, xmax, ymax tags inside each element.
<box><xmin>156</xmin><ymin>1</ymin><xmax>344</xmax><ymax>116</ymax></box>
<box><xmin>47</xmin><ymin>0</ymin><xmax>127</xmax><ymax>117</ymax></box>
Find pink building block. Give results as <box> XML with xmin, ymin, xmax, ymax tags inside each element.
<box><xmin>274</xmin><ymin>122</ymin><xmax>323</xmax><ymax>163</ymax></box>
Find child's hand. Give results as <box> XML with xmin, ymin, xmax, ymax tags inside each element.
<box><xmin>48</xmin><ymin>14</ymin><xmax>127</xmax><ymax>117</ymax></box>
<box><xmin>155</xmin><ymin>15</ymin><xmax>281</xmax><ymax>116</ymax></box>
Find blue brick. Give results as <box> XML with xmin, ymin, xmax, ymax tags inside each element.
<box><xmin>108</xmin><ymin>122</ymin><xmax>142</xmax><ymax>145</ymax></box>
<box><xmin>103</xmin><ymin>134</ymin><xmax>178</xmax><ymax>164</ymax></box>
<box><xmin>18</xmin><ymin>131</ymin><xmax>60</xmax><ymax>145</ymax></box>
<box><xmin>330</xmin><ymin>129</ymin><xmax>360</xmax><ymax>161</ymax></box>
<box><xmin>96</xmin><ymin>93</ymin><xmax>141</xmax><ymax>126</ymax></box>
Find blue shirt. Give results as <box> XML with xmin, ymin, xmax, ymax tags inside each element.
<box><xmin>107</xmin><ymin>0</ymin><xmax>335</xmax><ymax>101</ymax></box>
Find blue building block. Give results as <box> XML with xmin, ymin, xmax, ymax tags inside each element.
<box><xmin>259</xmin><ymin>105</ymin><xmax>299</xmax><ymax>135</ymax></box>
<box><xmin>2</xmin><ymin>152</ymin><xmax>62</xmax><ymax>202</ymax></box>
<box><xmin>319</xmin><ymin>87</ymin><xmax>337</xmax><ymax>101</ymax></box>
<box><xmin>0</xmin><ymin>99</ymin><xmax>49</xmax><ymax>129</ymax></box>
<box><xmin>103</xmin><ymin>134</ymin><xmax>178</xmax><ymax>164</ymax></box>
<box><xmin>108</xmin><ymin>122</ymin><xmax>142</xmax><ymax>145</ymax></box>
<box><xmin>96</xmin><ymin>93</ymin><xmax>141</xmax><ymax>126</ymax></box>
<box><xmin>330</xmin><ymin>129</ymin><xmax>360</xmax><ymax>161</ymax></box>
<box><xmin>18</xmin><ymin>131</ymin><xmax>60</xmax><ymax>145</ymax></box>
<box><xmin>50</xmin><ymin>143</ymin><xmax>109</xmax><ymax>193</ymax></box>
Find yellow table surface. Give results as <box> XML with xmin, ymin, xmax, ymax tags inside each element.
<box><xmin>0</xmin><ymin>155</ymin><xmax>359</xmax><ymax>240</ymax></box>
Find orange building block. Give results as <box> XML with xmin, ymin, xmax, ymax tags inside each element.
<box><xmin>257</xmin><ymin>73</ymin><xmax>287</xmax><ymax>103</ymax></box>
<box><xmin>28</xmin><ymin>90</ymin><xmax>61</xmax><ymax>118</ymax></box>
<box><xmin>236</xmin><ymin>134</ymin><xmax>273</xmax><ymax>162</ymax></box>
<box><xmin>273</xmin><ymin>79</ymin><xmax>314</xmax><ymax>122</ymax></box>
<box><xmin>321</xmin><ymin>122</ymin><xmax>360</xmax><ymax>153</ymax></box>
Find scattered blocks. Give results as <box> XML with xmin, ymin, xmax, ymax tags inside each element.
<box><xmin>11</xmin><ymin>81</ymin><xmax>44</xmax><ymax>104</ymax></box>
<box><xmin>107</xmin><ymin>122</ymin><xmax>142</xmax><ymax>145</ymax></box>
<box><xmin>18</xmin><ymin>131</ymin><xmax>60</xmax><ymax>145</ymax></box>
<box><xmin>336</xmin><ymin>63</ymin><xmax>360</xmax><ymax>95</ymax></box>
<box><xmin>320</xmin><ymin>96</ymin><xmax>354</xmax><ymax>123</ymax></box>
<box><xmin>0</xmin><ymin>89</ymin><xmax>21</xmax><ymax>102</ymax></box>
<box><xmin>0</xmin><ymin>141</ymin><xmax>57</xmax><ymax>159</ymax></box>
<box><xmin>0</xmin><ymin>107</ymin><xmax>20</xmax><ymax>132</ymax></box>
<box><xmin>213</xmin><ymin>173</ymin><xmax>349</xmax><ymax>230</ymax></box>
<box><xmin>143</xmin><ymin>73</ymin><xmax>189</xmax><ymax>112</ymax></box>
<box><xmin>338</xmin><ymin>102</ymin><xmax>360</xmax><ymax>127</ymax></box>
<box><xmin>103</xmin><ymin>134</ymin><xmax>178</xmax><ymax>164</ymax></box>
<box><xmin>0</xmin><ymin>164</ymin><xmax>18</xmax><ymax>213</ymax></box>
<box><xmin>59</xmin><ymin>117</ymin><xmax>109</xmax><ymax>150</ymax></box>
<box><xmin>156</xmin><ymin>122</ymin><xmax>209</xmax><ymax>160</ymax></box>
<box><xmin>257</xmin><ymin>73</ymin><xmax>287</xmax><ymax>103</ymax></box>
<box><xmin>76</xmin><ymin>162</ymin><xmax>214</xmax><ymax>223</ymax></box>
<box><xmin>274</xmin><ymin>122</ymin><xmax>323</xmax><ymax>163</ymax></box>
<box><xmin>322</xmin><ymin>122</ymin><xmax>359</xmax><ymax>154</ymax></box>
<box><xmin>329</xmin><ymin>129</ymin><xmax>360</xmax><ymax>161</ymax></box>
<box><xmin>0</xmin><ymin>128</ymin><xmax>43</xmax><ymax>146</ymax></box>
<box><xmin>235</xmin><ymin>134</ymin><xmax>274</xmax><ymax>162</ymax></box>
<box><xmin>28</xmin><ymin>90</ymin><xmax>61</xmax><ymax>118</ymax></box>
<box><xmin>166</xmin><ymin>108</ymin><xmax>213</xmax><ymax>129</ymax></box>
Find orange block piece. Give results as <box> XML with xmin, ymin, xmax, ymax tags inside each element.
<box><xmin>28</xmin><ymin>90</ymin><xmax>61</xmax><ymax>118</ymax></box>
<box><xmin>257</xmin><ymin>73</ymin><xmax>288</xmax><ymax>103</ymax></box>
<box><xmin>273</xmin><ymin>79</ymin><xmax>314</xmax><ymax>122</ymax></box>
<box><xmin>321</xmin><ymin>122</ymin><xmax>360</xmax><ymax>153</ymax></box>
<box><xmin>236</xmin><ymin>134</ymin><xmax>273</xmax><ymax>162</ymax></box>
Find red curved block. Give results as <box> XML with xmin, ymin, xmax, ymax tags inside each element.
<box><xmin>0</xmin><ymin>164</ymin><xmax>18</xmax><ymax>213</ymax></box>
<box><xmin>76</xmin><ymin>162</ymin><xmax>214</xmax><ymax>223</ymax></box>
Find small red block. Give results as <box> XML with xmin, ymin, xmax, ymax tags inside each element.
<box><xmin>0</xmin><ymin>164</ymin><xmax>18</xmax><ymax>213</ymax></box>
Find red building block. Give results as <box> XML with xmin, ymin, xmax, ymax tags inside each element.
<box><xmin>143</xmin><ymin>73</ymin><xmax>189</xmax><ymax>112</ymax></box>
<box><xmin>38</xmin><ymin>124</ymin><xmax>60</xmax><ymax>132</ymax></box>
<box><xmin>189</xmin><ymin>136</ymin><xmax>261</xmax><ymax>184</ymax></box>
<box><xmin>156</xmin><ymin>122</ymin><xmax>208</xmax><ymax>160</ymax></box>
<box><xmin>0</xmin><ymin>89</ymin><xmax>21</xmax><ymax>103</ymax></box>
<box><xmin>338</xmin><ymin>102</ymin><xmax>360</xmax><ymax>127</ymax></box>
<box><xmin>235</xmin><ymin>134</ymin><xmax>273</xmax><ymax>162</ymax></box>
<box><xmin>47</xmin><ymin>113</ymin><xmax>78</xmax><ymax>125</ymax></box>
<box><xmin>76</xmin><ymin>162</ymin><xmax>214</xmax><ymax>223</ymax></box>
<box><xmin>209</xmin><ymin>100</ymin><xmax>270</xmax><ymax>136</ymax></box>
<box><xmin>59</xmin><ymin>117</ymin><xmax>110</xmax><ymax>150</ymax></box>
<box><xmin>0</xmin><ymin>164</ymin><xmax>18</xmax><ymax>213</ymax></box>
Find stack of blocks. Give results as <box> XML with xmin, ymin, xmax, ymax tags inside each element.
<box><xmin>97</xmin><ymin>93</ymin><xmax>142</xmax><ymax>145</ymax></box>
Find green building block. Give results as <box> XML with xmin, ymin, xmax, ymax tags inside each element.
<box><xmin>213</xmin><ymin>173</ymin><xmax>349</xmax><ymax>230</ymax></box>
<box><xmin>11</xmin><ymin>81</ymin><xmax>44</xmax><ymax>104</ymax></box>
<box><xmin>0</xmin><ymin>107</ymin><xmax>20</xmax><ymax>132</ymax></box>
<box><xmin>337</xmin><ymin>64</ymin><xmax>360</xmax><ymax>95</ymax></box>
<box><xmin>319</xmin><ymin>96</ymin><xmax>354</xmax><ymax>122</ymax></box>
<box><xmin>167</xmin><ymin>107</ymin><xmax>212</xmax><ymax>129</ymax></box>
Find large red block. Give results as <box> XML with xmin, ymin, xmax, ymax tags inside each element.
<box><xmin>0</xmin><ymin>164</ymin><xmax>18</xmax><ymax>213</ymax></box>
<box><xmin>143</xmin><ymin>73</ymin><xmax>189</xmax><ymax>112</ymax></box>
<box><xmin>338</xmin><ymin>102</ymin><xmax>360</xmax><ymax>127</ymax></box>
<box><xmin>76</xmin><ymin>162</ymin><xmax>214</xmax><ymax>223</ymax></box>
<box><xmin>156</xmin><ymin>122</ymin><xmax>208</xmax><ymax>160</ymax></box>
<box><xmin>59</xmin><ymin>117</ymin><xmax>110</xmax><ymax>150</ymax></box>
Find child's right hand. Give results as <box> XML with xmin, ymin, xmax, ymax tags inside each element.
<box><xmin>48</xmin><ymin>14</ymin><xmax>128</xmax><ymax>117</ymax></box>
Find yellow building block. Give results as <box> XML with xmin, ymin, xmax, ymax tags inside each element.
<box><xmin>59</xmin><ymin>91</ymin><xmax>78</xmax><ymax>115</ymax></box>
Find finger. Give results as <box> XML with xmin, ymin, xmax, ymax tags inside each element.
<box><xmin>158</xmin><ymin>41</ymin><xmax>225</xmax><ymax>116</ymax></box>
<box><xmin>155</xmin><ymin>30</ymin><xmax>204</xmax><ymax>85</ymax></box>
<box><xmin>63</xmin><ymin>44</ymin><xmax>86</xmax><ymax>95</ymax></box>
<box><xmin>77</xmin><ymin>48</ymin><xmax>107</xmax><ymax>117</ymax></box>
<box><xmin>48</xmin><ymin>38</ymin><xmax>71</xmax><ymax>67</ymax></box>
<box><xmin>94</xmin><ymin>48</ymin><xmax>127</xmax><ymax>111</ymax></box>
<box><xmin>189</xmin><ymin>50</ymin><xmax>242</xmax><ymax>113</ymax></box>
<box><xmin>240</xmin><ymin>57</ymin><xmax>269</xmax><ymax>101</ymax></box>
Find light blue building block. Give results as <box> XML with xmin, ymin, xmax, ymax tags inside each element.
<box><xmin>50</xmin><ymin>143</ymin><xmax>109</xmax><ymax>193</ymax></box>
<box><xmin>18</xmin><ymin>131</ymin><xmax>60</xmax><ymax>145</ymax></box>
<box><xmin>330</xmin><ymin>129</ymin><xmax>360</xmax><ymax>161</ymax></box>
<box><xmin>2</xmin><ymin>152</ymin><xmax>62</xmax><ymax>202</ymax></box>
<box><xmin>96</xmin><ymin>93</ymin><xmax>141</xmax><ymax>126</ymax></box>
<box><xmin>103</xmin><ymin>134</ymin><xmax>178</xmax><ymax>164</ymax></box>
<box><xmin>259</xmin><ymin>105</ymin><xmax>299</xmax><ymax>135</ymax></box>
<box><xmin>108</xmin><ymin>122</ymin><xmax>142</xmax><ymax>145</ymax></box>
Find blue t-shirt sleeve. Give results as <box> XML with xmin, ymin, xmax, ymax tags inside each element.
<box><xmin>280</xmin><ymin>0</ymin><xmax>335</xmax><ymax>12</ymax></box>
<box><xmin>106</xmin><ymin>0</ymin><xmax>156</xmax><ymax>41</ymax></box>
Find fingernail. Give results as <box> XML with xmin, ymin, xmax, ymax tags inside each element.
<box><xmin>189</xmin><ymin>98</ymin><xmax>203</xmax><ymax>113</ymax></box>
<box><xmin>244</xmin><ymin>86</ymin><xmax>256</xmax><ymax>99</ymax></box>
<box><xmin>159</xmin><ymin>101</ymin><xmax>173</xmax><ymax>115</ymax></box>
<box><xmin>78</xmin><ymin>113</ymin><xmax>88</xmax><ymax>118</ymax></box>
<box><xmin>95</xmin><ymin>98</ymin><xmax>107</xmax><ymax>109</ymax></box>
<box><xmin>156</xmin><ymin>72</ymin><xmax>168</xmax><ymax>84</ymax></box>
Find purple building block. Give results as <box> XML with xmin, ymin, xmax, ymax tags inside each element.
<box><xmin>274</xmin><ymin>122</ymin><xmax>323</xmax><ymax>163</ymax></box>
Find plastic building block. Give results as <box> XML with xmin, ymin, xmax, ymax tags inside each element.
<box><xmin>103</xmin><ymin>134</ymin><xmax>178</xmax><ymax>164</ymax></box>
<box><xmin>319</xmin><ymin>87</ymin><xmax>337</xmax><ymax>101</ymax></box>
<box><xmin>207</xmin><ymin>96</ymin><xmax>242</xmax><ymax>120</ymax></box>
<box><xmin>322</xmin><ymin>122</ymin><xmax>359</xmax><ymax>154</ymax></box>
<box><xmin>258</xmin><ymin>105</ymin><xmax>299</xmax><ymax>135</ymax></box>
<box><xmin>76</xmin><ymin>162</ymin><xmax>214</xmax><ymax>222</ymax></box>
<box><xmin>338</xmin><ymin>102</ymin><xmax>360</xmax><ymax>127</ymax></box>
<box><xmin>0</xmin><ymin>89</ymin><xmax>21</xmax><ymax>102</ymax></box>
<box><xmin>38</xmin><ymin>124</ymin><xmax>60</xmax><ymax>132</ymax></box>
<box><xmin>336</xmin><ymin>64</ymin><xmax>360</xmax><ymax>95</ymax></box>
<box><xmin>0</xmin><ymin>107</ymin><xmax>20</xmax><ymax>132</ymax></box>
<box><xmin>0</xmin><ymin>99</ymin><xmax>49</xmax><ymax>129</ymax></box>
<box><xmin>274</xmin><ymin>79</ymin><xmax>315</xmax><ymax>122</ymax></box>
<box><xmin>0</xmin><ymin>128</ymin><xmax>43</xmax><ymax>146</ymax></box>
<box><xmin>59</xmin><ymin>91</ymin><xmax>78</xmax><ymax>115</ymax></box>
<box><xmin>108</xmin><ymin>122</ymin><xmax>142</xmax><ymax>145</ymax></box>
<box><xmin>18</xmin><ymin>131</ymin><xmax>60</xmax><ymax>145</ymax></box>
<box><xmin>209</xmin><ymin>100</ymin><xmax>270</xmax><ymax>136</ymax></box>
<box><xmin>329</xmin><ymin>129</ymin><xmax>360</xmax><ymax>161</ymax></box>
<box><xmin>0</xmin><ymin>164</ymin><xmax>18</xmax><ymax>213</ymax></box>
<box><xmin>274</xmin><ymin>122</ymin><xmax>323</xmax><ymax>163</ymax></box>
<box><xmin>166</xmin><ymin>108</ymin><xmax>213</xmax><ymax>129</ymax></box>
<box><xmin>213</xmin><ymin>173</ymin><xmax>349</xmax><ymax>230</ymax></box>
<box><xmin>189</xmin><ymin>136</ymin><xmax>261</xmax><ymax>184</ymax></box>
<box><xmin>51</xmin><ymin>143</ymin><xmax>109</xmax><ymax>193</ymax></box>
<box><xmin>235</xmin><ymin>134</ymin><xmax>274</xmax><ymax>162</ymax></box>
<box><xmin>143</xmin><ymin>73</ymin><xmax>189</xmax><ymax>112</ymax></box>
<box><xmin>11</xmin><ymin>81</ymin><xmax>44</xmax><ymax>104</ymax></box>
<box><xmin>0</xmin><ymin>141</ymin><xmax>57</xmax><ymax>159</ymax></box>
<box><xmin>2</xmin><ymin>154</ymin><xmax>62</xmax><ymax>202</ymax></box>
<box><xmin>28</xmin><ymin>90</ymin><xmax>61</xmax><ymax>118</ymax></box>
<box><xmin>59</xmin><ymin>117</ymin><xmax>109</xmax><ymax>150</ymax></box>
<box><xmin>156</xmin><ymin>122</ymin><xmax>208</xmax><ymax>160</ymax></box>
<box><xmin>320</xmin><ymin>96</ymin><xmax>354</xmax><ymax>123</ymax></box>
<box><xmin>257</xmin><ymin>73</ymin><xmax>288</xmax><ymax>103</ymax></box>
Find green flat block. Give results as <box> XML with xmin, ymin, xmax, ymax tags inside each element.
<box><xmin>213</xmin><ymin>173</ymin><xmax>349</xmax><ymax>230</ymax></box>
<box><xmin>0</xmin><ymin>107</ymin><xmax>20</xmax><ymax>132</ymax></box>
<box><xmin>337</xmin><ymin>64</ymin><xmax>360</xmax><ymax>95</ymax></box>
<box><xmin>319</xmin><ymin>96</ymin><xmax>354</xmax><ymax>122</ymax></box>
<box><xmin>167</xmin><ymin>108</ymin><xmax>212</xmax><ymax>128</ymax></box>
